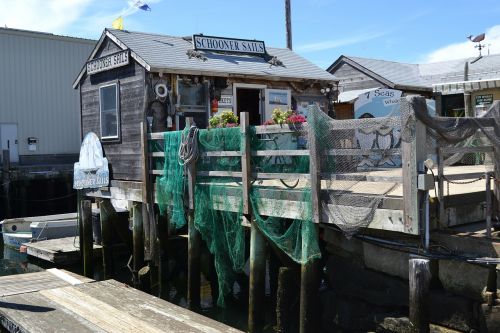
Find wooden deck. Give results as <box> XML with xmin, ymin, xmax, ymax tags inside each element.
<box><xmin>0</xmin><ymin>269</ymin><xmax>92</xmax><ymax>297</ymax></box>
<box><xmin>0</xmin><ymin>273</ymin><xmax>243</xmax><ymax>333</ymax></box>
<box><xmin>25</xmin><ymin>237</ymin><xmax>102</xmax><ymax>265</ymax></box>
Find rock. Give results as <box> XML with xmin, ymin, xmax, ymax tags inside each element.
<box><xmin>429</xmin><ymin>290</ymin><xmax>476</xmax><ymax>332</ymax></box>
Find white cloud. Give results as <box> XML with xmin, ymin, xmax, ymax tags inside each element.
<box><xmin>424</xmin><ymin>25</ymin><xmax>500</xmax><ymax>63</ymax></box>
<box><xmin>295</xmin><ymin>31</ymin><xmax>386</xmax><ymax>53</ymax></box>
<box><xmin>0</xmin><ymin>0</ymin><xmax>162</xmax><ymax>38</ymax></box>
<box><xmin>0</xmin><ymin>0</ymin><xmax>94</xmax><ymax>33</ymax></box>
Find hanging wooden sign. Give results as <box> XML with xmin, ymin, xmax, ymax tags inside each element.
<box><xmin>193</xmin><ymin>35</ymin><xmax>266</xmax><ymax>55</ymax></box>
<box><xmin>87</xmin><ymin>50</ymin><xmax>129</xmax><ymax>75</ymax></box>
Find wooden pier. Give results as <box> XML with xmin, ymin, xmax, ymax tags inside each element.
<box><xmin>0</xmin><ymin>271</ymin><xmax>242</xmax><ymax>333</ymax></box>
<box><xmin>25</xmin><ymin>237</ymin><xmax>102</xmax><ymax>265</ymax></box>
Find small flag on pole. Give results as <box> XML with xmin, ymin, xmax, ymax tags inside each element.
<box><xmin>112</xmin><ymin>16</ymin><xmax>123</xmax><ymax>30</ymax></box>
<box><xmin>135</xmin><ymin>1</ymin><xmax>151</xmax><ymax>11</ymax></box>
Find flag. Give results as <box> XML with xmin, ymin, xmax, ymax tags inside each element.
<box><xmin>135</xmin><ymin>1</ymin><xmax>151</xmax><ymax>11</ymax></box>
<box><xmin>112</xmin><ymin>16</ymin><xmax>123</xmax><ymax>30</ymax></box>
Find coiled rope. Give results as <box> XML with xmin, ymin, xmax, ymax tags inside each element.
<box><xmin>178</xmin><ymin>125</ymin><xmax>199</xmax><ymax>166</ymax></box>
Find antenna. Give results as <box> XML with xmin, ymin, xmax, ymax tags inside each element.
<box><xmin>467</xmin><ymin>33</ymin><xmax>486</xmax><ymax>57</ymax></box>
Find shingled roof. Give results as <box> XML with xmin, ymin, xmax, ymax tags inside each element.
<box><xmin>74</xmin><ymin>29</ymin><xmax>336</xmax><ymax>87</ymax></box>
<box><xmin>327</xmin><ymin>54</ymin><xmax>500</xmax><ymax>91</ymax></box>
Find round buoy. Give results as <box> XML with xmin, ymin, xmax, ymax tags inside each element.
<box><xmin>19</xmin><ymin>245</ymin><xmax>27</xmax><ymax>253</ymax></box>
<box><xmin>154</xmin><ymin>83</ymin><xmax>168</xmax><ymax>98</ymax></box>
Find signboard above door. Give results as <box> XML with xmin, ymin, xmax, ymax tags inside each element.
<box><xmin>193</xmin><ymin>35</ymin><xmax>266</xmax><ymax>55</ymax></box>
<box><xmin>87</xmin><ymin>50</ymin><xmax>129</xmax><ymax>75</ymax></box>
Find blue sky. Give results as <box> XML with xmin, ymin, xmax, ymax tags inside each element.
<box><xmin>2</xmin><ymin>0</ymin><xmax>500</xmax><ymax>68</ymax></box>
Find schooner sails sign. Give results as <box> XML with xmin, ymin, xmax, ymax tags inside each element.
<box><xmin>87</xmin><ymin>50</ymin><xmax>129</xmax><ymax>75</ymax></box>
<box><xmin>193</xmin><ymin>35</ymin><xmax>266</xmax><ymax>55</ymax></box>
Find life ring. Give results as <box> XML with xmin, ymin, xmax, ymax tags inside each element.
<box><xmin>154</xmin><ymin>83</ymin><xmax>168</xmax><ymax>98</ymax></box>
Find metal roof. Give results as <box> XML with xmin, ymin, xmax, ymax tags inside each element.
<box><xmin>74</xmin><ymin>29</ymin><xmax>336</xmax><ymax>87</ymax></box>
<box><xmin>328</xmin><ymin>54</ymin><xmax>500</xmax><ymax>91</ymax></box>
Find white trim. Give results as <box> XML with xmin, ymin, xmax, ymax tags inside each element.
<box><xmin>99</xmin><ymin>83</ymin><xmax>120</xmax><ymax>140</ymax></box>
<box><xmin>433</xmin><ymin>77</ymin><xmax>500</xmax><ymax>94</ymax></box>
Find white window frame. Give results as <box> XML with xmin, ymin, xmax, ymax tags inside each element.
<box><xmin>99</xmin><ymin>82</ymin><xmax>120</xmax><ymax>141</ymax></box>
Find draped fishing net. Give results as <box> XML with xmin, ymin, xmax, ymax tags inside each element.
<box><xmin>409</xmin><ymin>98</ymin><xmax>500</xmax><ymax>225</ymax></box>
<box><xmin>156</xmin><ymin>131</ymin><xmax>187</xmax><ymax>229</ymax></box>
<box><xmin>307</xmin><ymin>104</ymin><xmax>403</xmax><ymax>237</ymax></box>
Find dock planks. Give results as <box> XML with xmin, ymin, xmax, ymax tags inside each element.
<box><xmin>0</xmin><ymin>275</ymin><xmax>243</xmax><ymax>333</ymax></box>
<box><xmin>25</xmin><ymin>236</ymin><xmax>102</xmax><ymax>265</ymax></box>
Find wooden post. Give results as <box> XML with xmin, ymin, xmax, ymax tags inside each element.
<box><xmin>241</xmin><ymin>112</ymin><xmax>251</xmax><ymax>215</ymax></box>
<box><xmin>486</xmin><ymin>264</ymin><xmax>497</xmax><ymax>305</ymax></box>
<box><xmin>77</xmin><ymin>190</ymin><xmax>84</xmax><ymax>262</ymax></box>
<box><xmin>248</xmin><ymin>223</ymin><xmax>267</xmax><ymax>333</ymax></box>
<box><xmin>132</xmin><ymin>202</ymin><xmax>145</xmax><ymax>288</ymax></box>
<box><xmin>81</xmin><ymin>199</ymin><xmax>93</xmax><ymax>279</ymax></box>
<box><xmin>437</xmin><ymin>146</ymin><xmax>446</xmax><ymax>227</ymax></box>
<box><xmin>2</xmin><ymin>149</ymin><xmax>11</xmax><ymax>219</ymax></box>
<box><xmin>100</xmin><ymin>199</ymin><xmax>115</xmax><ymax>279</ymax></box>
<box><xmin>486</xmin><ymin>172</ymin><xmax>492</xmax><ymax>238</ymax></box>
<box><xmin>401</xmin><ymin>96</ymin><xmax>427</xmax><ymax>235</ymax></box>
<box><xmin>157</xmin><ymin>209</ymin><xmax>170</xmax><ymax>298</ymax></box>
<box><xmin>297</xmin><ymin>104</ymin><xmax>322</xmax><ymax>333</ymax></box>
<box><xmin>186</xmin><ymin>117</ymin><xmax>201</xmax><ymax>309</ymax></box>
<box><xmin>276</xmin><ymin>266</ymin><xmax>298</xmax><ymax>333</ymax></box>
<box><xmin>409</xmin><ymin>256</ymin><xmax>431</xmax><ymax>333</ymax></box>
<box><xmin>141</xmin><ymin>120</ymin><xmax>154</xmax><ymax>262</ymax></box>
<box><xmin>285</xmin><ymin>0</ymin><xmax>293</xmax><ymax>50</ymax></box>
<box><xmin>299</xmin><ymin>229</ymin><xmax>320</xmax><ymax>333</ymax></box>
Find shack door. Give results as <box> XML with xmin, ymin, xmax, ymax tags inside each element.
<box><xmin>0</xmin><ymin>124</ymin><xmax>19</xmax><ymax>163</ymax></box>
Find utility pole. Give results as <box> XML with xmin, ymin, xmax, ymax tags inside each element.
<box><xmin>285</xmin><ymin>0</ymin><xmax>292</xmax><ymax>50</ymax></box>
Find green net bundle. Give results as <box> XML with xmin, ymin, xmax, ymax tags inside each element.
<box><xmin>194</xmin><ymin>182</ymin><xmax>245</xmax><ymax>307</ymax></box>
<box><xmin>250</xmin><ymin>188</ymin><xmax>321</xmax><ymax>264</ymax></box>
<box><xmin>156</xmin><ymin>131</ymin><xmax>186</xmax><ymax>229</ymax></box>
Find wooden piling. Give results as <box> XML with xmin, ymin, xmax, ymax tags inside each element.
<box><xmin>157</xmin><ymin>209</ymin><xmax>170</xmax><ymax>298</ymax></box>
<box><xmin>186</xmin><ymin>117</ymin><xmax>201</xmax><ymax>310</ymax></box>
<box><xmin>2</xmin><ymin>149</ymin><xmax>11</xmax><ymax>219</ymax></box>
<box><xmin>132</xmin><ymin>202</ymin><xmax>145</xmax><ymax>288</ymax></box>
<box><xmin>486</xmin><ymin>172</ymin><xmax>492</xmax><ymax>237</ymax></box>
<box><xmin>248</xmin><ymin>223</ymin><xmax>267</xmax><ymax>333</ymax></box>
<box><xmin>409</xmin><ymin>256</ymin><xmax>431</xmax><ymax>333</ymax></box>
<box><xmin>298</xmin><ymin>101</ymin><xmax>322</xmax><ymax>333</ymax></box>
<box><xmin>81</xmin><ymin>200</ymin><xmax>93</xmax><ymax>279</ymax></box>
<box><xmin>77</xmin><ymin>190</ymin><xmax>84</xmax><ymax>262</ymax></box>
<box><xmin>187</xmin><ymin>212</ymin><xmax>201</xmax><ymax>309</ymax></box>
<box><xmin>99</xmin><ymin>199</ymin><xmax>115</xmax><ymax>279</ymax></box>
<box><xmin>276</xmin><ymin>266</ymin><xmax>298</xmax><ymax>333</ymax></box>
<box><xmin>486</xmin><ymin>264</ymin><xmax>497</xmax><ymax>305</ymax></box>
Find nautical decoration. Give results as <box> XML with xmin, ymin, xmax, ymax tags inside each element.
<box><xmin>73</xmin><ymin>132</ymin><xmax>109</xmax><ymax>189</ymax></box>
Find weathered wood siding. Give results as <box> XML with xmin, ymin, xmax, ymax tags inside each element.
<box><xmin>331</xmin><ymin>62</ymin><xmax>382</xmax><ymax>92</ymax></box>
<box><xmin>80</xmin><ymin>38</ymin><xmax>145</xmax><ymax>181</ymax></box>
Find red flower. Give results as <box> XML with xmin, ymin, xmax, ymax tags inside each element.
<box><xmin>287</xmin><ymin>114</ymin><xmax>306</xmax><ymax>124</ymax></box>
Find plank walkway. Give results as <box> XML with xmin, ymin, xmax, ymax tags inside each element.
<box><xmin>25</xmin><ymin>237</ymin><xmax>102</xmax><ymax>265</ymax></box>
<box><xmin>0</xmin><ymin>269</ymin><xmax>92</xmax><ymax>297</ymax></box>
<box><xmin>0</xmin><ymin>272</ymin><xmax>242</xmax><ymax>333</ymax></box>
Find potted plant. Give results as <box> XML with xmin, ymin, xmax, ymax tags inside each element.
<box><xmin>208</xmin><ymin>110</ymin><xmax>239</xmax><ymax>128</ymax></box>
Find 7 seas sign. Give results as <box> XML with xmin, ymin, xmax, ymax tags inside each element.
<box><xmin>193</xmin><ymin>35</ymin><xmax>266</xmax><ymax>55</ymax></box>
<box><xmin>87</xmin><ymin>50</ymin><xmax>129</xmax><ymax>75</ymax></box>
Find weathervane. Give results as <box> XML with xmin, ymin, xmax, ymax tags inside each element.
<box><xmin>467</xmin><ymin>33</ymin><xmax>486</xmax><ymax>56</ymax></box>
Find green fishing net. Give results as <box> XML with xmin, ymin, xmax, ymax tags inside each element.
<box><xmin>156</xmin><ymin>131</ymin><xmax>186</xmax><ymax>229</ymax></box>
<box><xmin>194</xmin><ymin>181</ymin><xmax>245</xmax><ymax>307</ymax></box>
<box><xmin>155</xmin><ymin>120</ymin><xmax>322</xmax><ymax>307</ymax></box>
